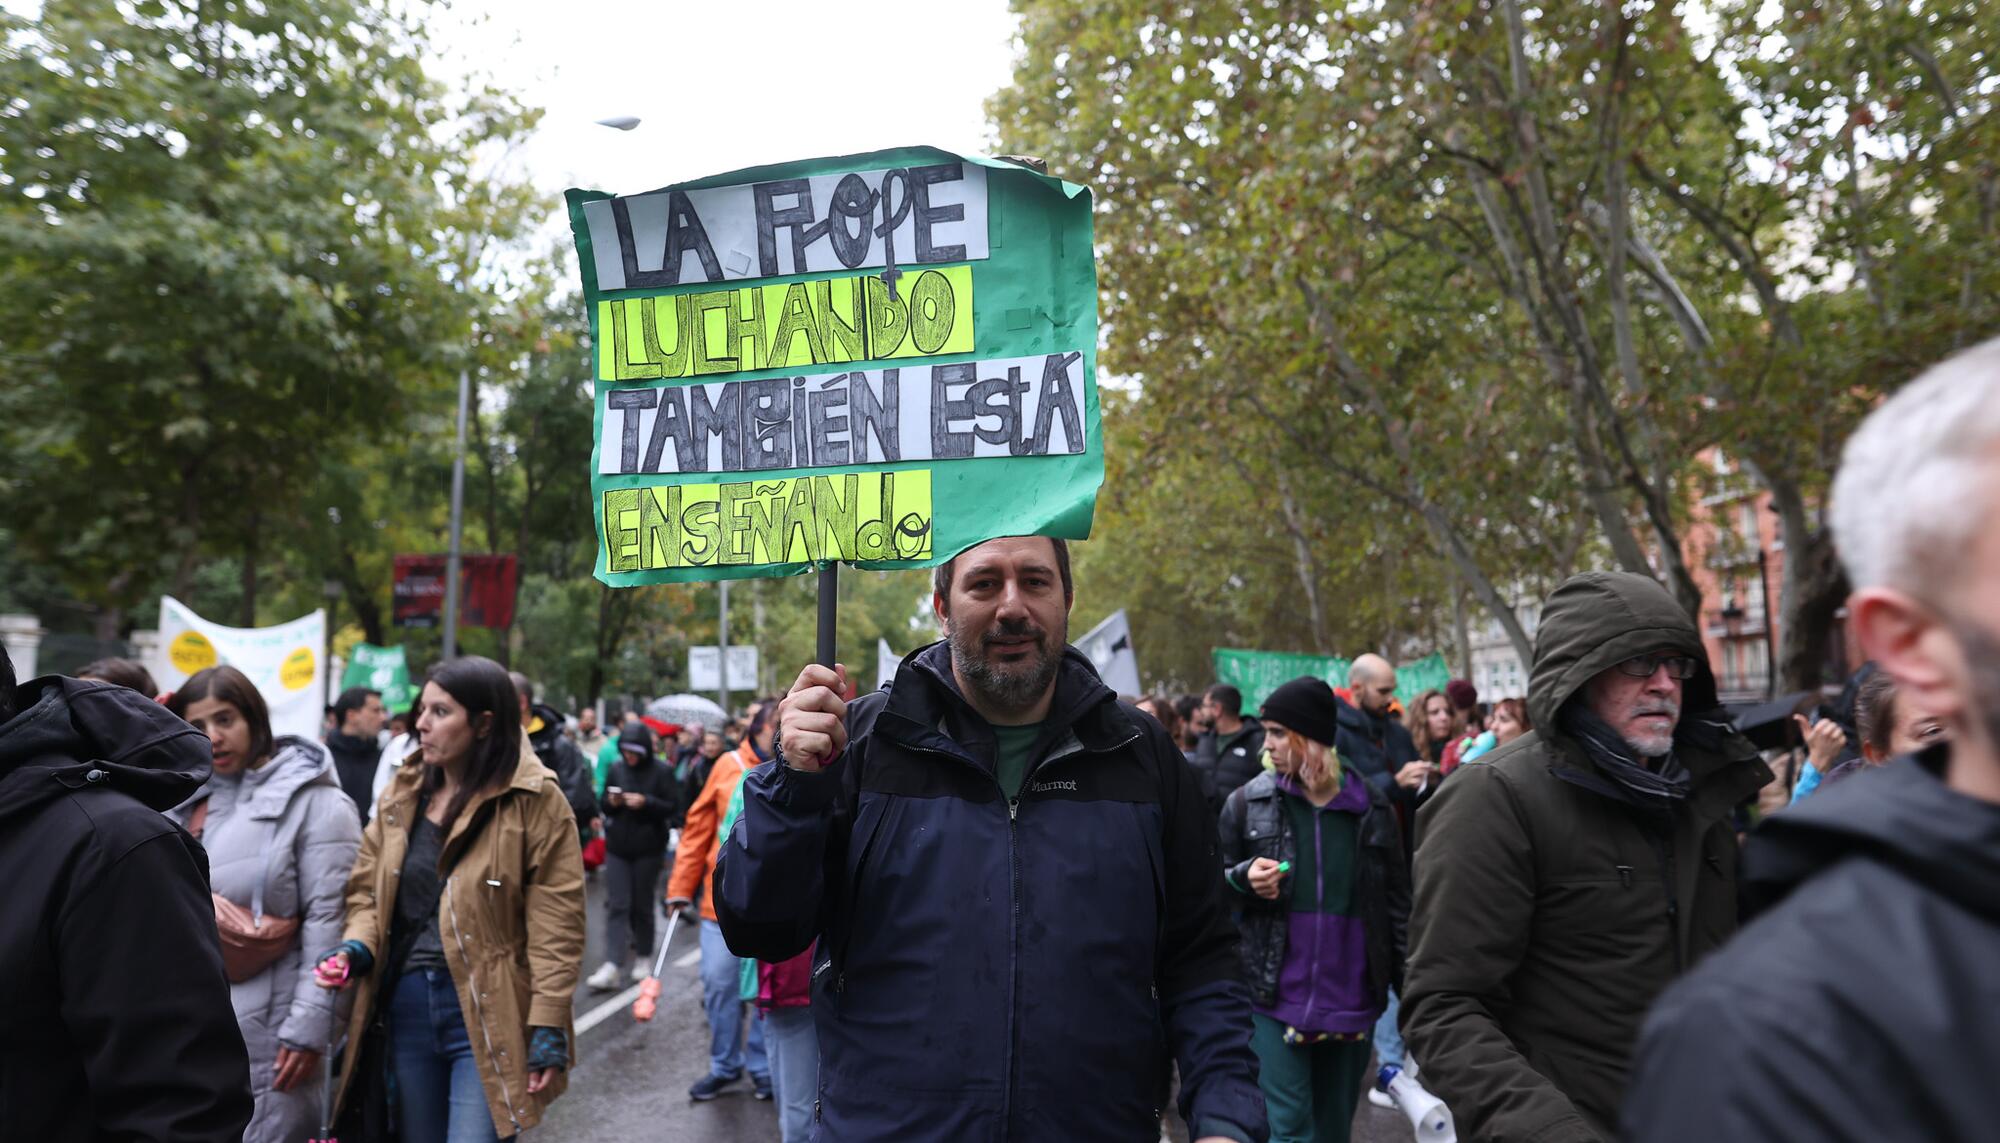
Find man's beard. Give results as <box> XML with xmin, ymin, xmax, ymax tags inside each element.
<box><xmin>1621</xmin><ymin>698</ymin><xmax>1682</xmax><ymax>760</ymax></box>
<box><xmin>946</xmin><ymin>613</ymin><xmax>1066</xmax><ymax>716</ymax></box>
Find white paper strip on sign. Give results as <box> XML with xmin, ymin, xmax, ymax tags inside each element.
<box><xmin>599</xmin><ymin>352</ymin><xmax>1088</xmax><ymax>476</ymax></box>
<box><xmin>581</xmin><ymin>162</ymin><xmax>989</xmax><ymax>290</ymax></box>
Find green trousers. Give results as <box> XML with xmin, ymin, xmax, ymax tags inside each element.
<box><xmin>1249</xmin><ymin>1013</ymin><xmax>1372</xmax><ymax>1143</ymax></box>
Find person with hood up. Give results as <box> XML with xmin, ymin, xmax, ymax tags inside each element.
<box><xmin>585</xmin><ymin>722</ymin><xmax>683</xmax><ymax>991</ymax></box>
<box><xmin>164</xmin><ymin>666</ymin><xmax>364</xmax><ymax>1143</ymax></box>
<box><xmin>1218</xmin><ymin>677</ymin><xmax>1409</xmax><ymax>1143</ymax></box>
<box><xmin>1623</xmin><ymin>336</ymin><xmax>2000</xmax><ymax>1142</ymax></box>
<box><xmin>0</xmin><ymin>648</ymin><xmax>253</xmax><ymax>1143</ymax></box>
<box><xmin>1401</xmin><ymin>570</ymin><xmax>1770</xmax><ymax>1142</ymax></box>
<box><xmin>317</xmin><ymin>656</ymin><xmax>586</xmax><ymax>1143</ymax></box>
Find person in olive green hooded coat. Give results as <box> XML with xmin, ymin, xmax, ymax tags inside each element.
<box><xmin>1401</xmin><ymin>571</ymin><xmax>1771</xmax><ymax>1143</ymax></box>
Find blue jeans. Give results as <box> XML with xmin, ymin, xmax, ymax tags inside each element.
<box><xmin>1373</xmin><ymin>987</ymin><xmax>1405</xmax><ymax>1069</ymax></box>
<box><xmin>699</xmin><ymin>919</ymin><xmax>768</xmax><ymax>1080</ymax></box>
<box><xmin>764</xmin><ymin>1006</ymin><xmax>819</xmax><ymax>1143</ymax></box>
<box><xmin>389</xmin><ymin>969</ymin><xmax>513</xmax><ymax>1143</ymax></box>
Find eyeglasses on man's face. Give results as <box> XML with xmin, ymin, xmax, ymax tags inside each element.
<box><xmin>1614</xmin><ymin>653</ymin><xmax>1699</xmax><ymax>681</ymax></box>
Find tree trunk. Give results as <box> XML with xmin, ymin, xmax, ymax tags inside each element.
<box><xmin>1756</xmin><ymin>466</ymin><xmax>1849</xmax><ymax>693</ymax></box>
<box><xmin>1451</xmin><ymin>585</ymin><xmax>1473</xmax><ymax>681</ymax></box>
<box><xmin>1274</xmin><ymin>470</ymin><xmax>1331</xmax><ymax>654</ymax></box>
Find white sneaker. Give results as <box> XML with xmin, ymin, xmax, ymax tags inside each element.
<box><xmin>1368</xmin><ymin>1087</ymin><xmax>1396</xmax><ymax>1109</ymax></box>
<box><xmin>630</xmin><ymin>962</ymin><xmax>650</xmax><ymax>984</ymax></box>
<box><xmin>585</xmin><ymin>961</ymin><xmax>622</xmax><ymax>991</ymax></box>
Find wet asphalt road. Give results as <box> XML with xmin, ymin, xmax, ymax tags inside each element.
<box><xmin>543</xmin><ymin>868</ymin><xmax>1415</xmax><ymax>1142</ymax></box>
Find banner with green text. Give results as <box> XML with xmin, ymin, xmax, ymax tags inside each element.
<box><xmin>1212</xmin><ymin>648</ymin><xmax>1457</xmax><ymax>712</ymax></box>
<box><xmin>565</xmin><ymin>147</ymin><xmax>1102</xmax><ymax>585</ymax></box>
<box><xmin>1212</xmin><ymin>649</ymin><xmax>1353</xmax><ymax>712</ymax></box>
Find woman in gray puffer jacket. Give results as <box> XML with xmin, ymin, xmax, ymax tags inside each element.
<box><xmin>168</xmin><ymin>666</ymin><xmax>363</xmax><ymax>1143</ymax></box>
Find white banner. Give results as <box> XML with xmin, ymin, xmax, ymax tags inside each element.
<box><xmin>155</xmin><ymin>596</ymin><xmax>327</xmax><ymax>743</ymax></box>
<box><xmin>598</xmin><ymin>351</ymin><xmax>1089</xmax><ymax>476</ymax></box>
<box><xmin>580</xmin><ymin>161</ymin><xmax>988</xmax><ymax>290</ymax></box>
<box><xmin>1076</xmin><ymin>609</ymin><xmax>1142</xmax><ymax>696</ymax></box>
<box><xmin>689</xmin><ymin>645</ymin><xmax>759</xmax><ymax>692</ymax></box>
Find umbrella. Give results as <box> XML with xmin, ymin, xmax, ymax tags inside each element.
<box><xmin>1724</xmin><ymin>691</ymin><xmax>1816</xmax><ymax>752</ymax></box>
<box><xmin>638</xmin><ymin>716</ymin><xmax>681</xmax><ymax>739</ymax></box>
<box><xmin>647</xmin><ymin>693</ymin><xmax>728</xmax><ymax>731</ymax></box>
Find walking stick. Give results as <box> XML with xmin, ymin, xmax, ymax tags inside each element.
<box><xmin>308</xmin><ymin>1032</ymin><xmax>340</xmax><ymax>1143</ymax></box>
<box><xmin>632</xmin><ymin>907</ymin><xmax>684</xmax><ymax>1022</ymax></box>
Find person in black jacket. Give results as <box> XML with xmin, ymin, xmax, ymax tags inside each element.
<box><xmin>1624</xmin><ymin>336</ymin><xmax>2000</xmax><ymax>1142</ymax></box>
<box><xmin>715</xmin><ymin>536</ymin><xmax>1267</xmax><ymax>1143</ymax></box>
<box><xmin>1193</xmin><ymin>684</ymin><xmax>1265</xmax><ymax>810</ymax></box>
<box><xmin>324</xmin><ymin>685</ymin><xmax>384</xmax><ymax>817</ymax></box>
<box><xmin>512</xmin><ymin>671</ymin><xmax>601</xmax><ymax>838</ymax></box>
<box><xmin>586</xmin><ymin>724</ymin><xmax>684</xmax><ymax>991</ymax></box>
<box><xmin>0</xmin><ymin>647</ymin><xmax>253</xmax><ymax>1143</ymax></box>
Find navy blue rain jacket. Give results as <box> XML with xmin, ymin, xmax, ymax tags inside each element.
<box><xmin>715</xmin><ymin>642</ymin><xmax>1267</xmax><ymax>1142</ymax></box>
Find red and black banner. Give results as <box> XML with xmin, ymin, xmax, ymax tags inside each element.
<box><xmin>392</xmin><ymin>554</ymin><xmax>519</xmax><ymax>629</ymax></box>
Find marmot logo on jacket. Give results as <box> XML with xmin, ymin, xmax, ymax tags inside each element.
<box><xmin>1030</xmin><ymin>778</ymin><xmax>1079</xmax><ymax>794</ymax></box>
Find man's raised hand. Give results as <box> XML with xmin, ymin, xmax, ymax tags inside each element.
<box><xmin>779</xmin><ymin>663</ymin><xmax>850</xmax><ymax>772</ymax></box>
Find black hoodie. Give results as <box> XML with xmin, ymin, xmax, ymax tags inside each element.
<box><xmin>1624</xmin><ymin>746</ymin><xmax>2000</xmax><ymax>1142</ymax></box>
<box><xmin>0</xmin><ymin>676</ymin><xmax>253</xmax><ymax>1143</ymax></box>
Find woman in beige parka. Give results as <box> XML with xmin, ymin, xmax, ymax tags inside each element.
<box><xmin>316</xmin><ymin>655</ymin><xmax>584</xmax><ymax>1143</ymax></box>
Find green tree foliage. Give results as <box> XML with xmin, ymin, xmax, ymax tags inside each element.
<box><xmin>0</xmin><ymin>0</ymin><xmax>539</xmax><ymax>628</ymax></box>
<box><xmin>997</xmin><ymin>0</ymin><xmax>1999</xmax><ymax>690</ymax></box>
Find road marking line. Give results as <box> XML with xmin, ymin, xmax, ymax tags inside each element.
<box><xmin>575</xmin><ymin>983</ymin><xmax>644</xmax><ymax>1037</ymax></box>
<box><xmin>673</xmin><ymin>947</ymin><xmax>702</xmax><ymax>969</ymax></box>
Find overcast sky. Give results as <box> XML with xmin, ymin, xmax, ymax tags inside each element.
<box><xmin>442</xmin><ymin>0</ymin><xmax>1021</xmax><ymax>211</ymax></box>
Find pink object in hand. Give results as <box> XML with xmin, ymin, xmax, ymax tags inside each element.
<box><xmin>314</xmin><ymin>956</ymin><xmax>350</xmax><ymax>989</ymax></box>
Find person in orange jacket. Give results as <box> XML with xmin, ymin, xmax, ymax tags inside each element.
<box><xmin>666</xmin><ymin>703</ymin><xmax>774</xmax><ymax>1102</ymax></box>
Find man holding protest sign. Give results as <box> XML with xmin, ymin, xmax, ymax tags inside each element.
<box><xmin>713</xmin><ymin>535</ymin><xmax>1267</xmax><ymax>1143</ymax></box>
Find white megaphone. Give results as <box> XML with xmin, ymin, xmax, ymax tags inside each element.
<box><xmin>1377</xmin><ymin>1064</ymin><xmax>1456</xmax><ymax>1143</ymax></box>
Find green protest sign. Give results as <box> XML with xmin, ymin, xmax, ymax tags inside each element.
<box><xmin>342</xmin><ymin>642</ymin><xmax>414</xmax><ymax>713</ymax></box>
<box><xmin>564</xmin><ymin>147</ymin><xmax>1103</xmax><ymax>586</ymax></box>
<box><xmin>1212</xmin><ymin>648</ymin><xmax>1352</xmax><ymax>712</ymax></box>
<box><xmin>1393</xmin><ymin>652</ymin><xmax>1452</xmax><ymax>705</ymax></box>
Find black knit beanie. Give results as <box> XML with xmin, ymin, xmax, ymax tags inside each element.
<box><xmin>1260</xmin><ymin>676</ymin><xmax>1339</xmax><ymax>748</ymax></box>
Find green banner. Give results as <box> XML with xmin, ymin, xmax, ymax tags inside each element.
<box><xmin>1212</xmin><ymin>648</ymin><xmax>1352</xmax><ymax>712</ymax></box>
<box><xmin>565</xmin><ymin>147</ymin><xmax>1103</xmax><ymax>585</ymax></box>
<box><xmin>1212</xmin><ymin>647</ymin><xmax>1456</xmax><ymax>712</ymax></box>
<box><xmin>1393</xmin><ymin>652</ymin><xmax>1452</xmax><ymax>706</ymax></box>
<box><xmin>342</xmin><ymin>642</ymin><xmax>415</xmax><ymax>713</ymax></box>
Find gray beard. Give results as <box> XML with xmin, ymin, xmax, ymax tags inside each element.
<box><xmin>946</xmin><ymin>616</ymin><xmax>1065</xmax><ymax>717</ymax></box>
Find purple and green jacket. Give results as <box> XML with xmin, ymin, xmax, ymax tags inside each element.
<box><xmin>1218</xmin><ymin>767</ymin><xmax>1410</xmax><ymax>1034</ymax></box>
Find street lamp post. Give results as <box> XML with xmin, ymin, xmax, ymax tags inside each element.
<box><xmin>442</xmin><ymin>231</ymin><xmax>486</xmax><ymax>660</ymax></box>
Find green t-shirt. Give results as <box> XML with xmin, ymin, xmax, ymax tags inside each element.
<box><xmin>992</xmin><ymin>722</ymin><xmax>1045</xmax><ymax>802</ymax></box>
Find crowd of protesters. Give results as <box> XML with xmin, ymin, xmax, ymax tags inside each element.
<box><xmin>6</xmin><ymin>336</ymin><xmax>2000</xmax><ymax>1143</ymax></box>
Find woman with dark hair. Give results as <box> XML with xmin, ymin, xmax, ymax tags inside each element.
<box><xmin>317</xmin><ymin>656</ymin><xmax>585</xmax><ymax>1143</ymax></box>
<box><xmin>164</xmin><ymin>666</ymin><xmax>363</xmax><ymax>1143</ymax></box>
<box><xmin>76</xmin><ymin>656</ymin><xmax>159</xmax><ymax>697</ymax></box>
